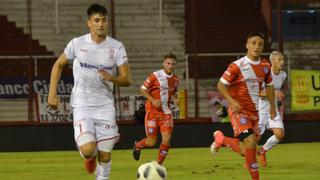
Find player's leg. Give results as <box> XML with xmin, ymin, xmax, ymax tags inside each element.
<box><xmin>259</xmin><ymin>113</ymin><xmax>284</xmax><ymax>166</ymax></box>
<box><xmin>157</xmin><ymin>114</ymin><xmax>174</xmax><ymax>165</ymax></box>
<box><xmin>231</xmin><ymin>110</ymin><xmax>259</xmax><ymax>180</ymax></box>
<box><xmin>95</xmin><ymin>113</ymin><xmax>120</xmax><ymax>180</ymax></box>
<box><xmin>133</xmin><ymin>112</ymin><xmax>158</xmax><ymax>160</ymax></box>
<box><xmin>73</xmin><ymin>108</ymin><xmax>97</xmax><ymax>173</ymax></box>
<box><xmin>257</xmin><ymin>112</ymin><xmax>269</xmax><ymax>166</ymax></box>
<box><xmin>240</xmin><ymin>130</ymin><xmax>259</xmax><ymax>180</ymax></box>
<box><xmin>211</xmin><ymin>130</ymin><xmax>243</xmax><ymax>155</ymax></box>
<box><xmin>96</xmin><ymin>137</ymin><xmax>119</xmax><ymax>180</ymax></box>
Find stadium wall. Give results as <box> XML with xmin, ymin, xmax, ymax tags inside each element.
<box><xmin>0</xmin><ymin>121</ymin><xmax>320</xmax><ymax>152</ymax></box>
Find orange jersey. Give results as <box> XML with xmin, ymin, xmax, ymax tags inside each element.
<box><xmin>220</xmin><ymin>56</ymin><xmax>272</xmax><ymax>113</ymax></box>
<box><xmin>142</xmin><ymin>69</ymin><xmax>179</xmax><ymax>114</ymax></box>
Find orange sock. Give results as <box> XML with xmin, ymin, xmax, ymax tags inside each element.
<box><xmin>223</xmin><ymin>137</ymin><xmax>240</xmax><ymax>153</ymax></box>
<box><xmin>157</xmin><ymin>144</ymin><xmax>169</xmax><ymax>165</ymax></box>
<box><xmin>245</xmin><ymin>149</ymin><xmax>259</xmax><ymax>180</ymax></box>
<box><xmin>136</xmin><ymin>139</ymin><xmax>147</xmax><ymax>150</ymax></box>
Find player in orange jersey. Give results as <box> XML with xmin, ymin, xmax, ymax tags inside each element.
<box><xmin>215</xmin><ymin>32</ymin><xmax>276</xmax><ymax>180</ymax></box>
<box><xmin>132</xmin><ymin>53</ymin><xmax>179</xmax><ymax>165</ymax></box>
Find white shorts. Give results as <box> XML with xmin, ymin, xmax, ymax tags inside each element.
<box><xmin>73</xmin><ymin>104</ymin><xmax>120</xmax><ymax>152</ymax></box>
<box><xmin>258</xmin><ymin>111</ymin><xmax>284</xmax><ymax>135</ymax></box>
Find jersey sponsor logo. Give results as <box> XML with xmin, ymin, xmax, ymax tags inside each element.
<box><xmin>240</xmin><ymin>117</ymin><xmax>247</xmax><ymax>124</ymax></box>
<box><xmin>264</xmin><ymin>67</ymin><xmax>269</xmax><ymax>74</ymax></box>
<box><xmin>79</xmin><ymin>62</ymin><xmax>112</xmax><ymax>70</ymax></box>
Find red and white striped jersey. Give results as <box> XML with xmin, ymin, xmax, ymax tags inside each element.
<box><xmin>220</xmin><ymin>56</ymin><xmax>272</xmax><ymax>112</ymax></box>
<box><xmin>142</xmin><ymin>69</ymin><xmax>179</xmax><ymax>114</ymax></box>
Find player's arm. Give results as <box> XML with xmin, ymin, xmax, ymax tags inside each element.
<box><xmin>99</xmin><ymin>63</ymin><xmax>132</xmax><ymax>86</ymax></box>
<box><xmin>217</xmin><ymin>81</ymin><xmax>241</xmax><ymax>112</ymax></box>
<box><xmin>48</xmin><ymin>53</ymin><xmax>69</xmax><ymax>110</ymax></box>
<box><xmin>140</xmin><ymin>87</ymin><xmax>162</xmax><ymax>108</ymax></box>
<box><xmin>266</xmin><ymin>85</ymin><xmax>276</xmax><ymax>119</ymax></box>
<box><xmin>276</xmin><ymin>77</ymin><xmax>287</xmax><ymax>101</ymax></box>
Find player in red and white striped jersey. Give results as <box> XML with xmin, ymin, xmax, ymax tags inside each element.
<box><xmin>133</xmin><ymin>53</ymin><xmax>179</xmax><ymax>165</ymax></box>
<box><xmin>215</xmin><ymin>32</ymin><xmax>276</xmax><ymax>180</ymax></box>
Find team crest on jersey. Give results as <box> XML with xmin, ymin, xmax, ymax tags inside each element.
<box><xmin>108</xmin><ymin>49</ymin><xmax>115</xmax><ymax>59</ymax></box>
<box><xmin>148</xmin><ymin>128</ymin><xmax>154</xmax><ymax>133</ymax></box>
<box><xmin>240</xmin><ymin>117</ymin><xmax>247</xmax><ymax>124</ymax></box>
<box><xmin>263</xmin><ymin>67</ymin><xmax>269</xmax><ymax>74</ymax></box>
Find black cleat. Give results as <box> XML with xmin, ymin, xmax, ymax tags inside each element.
<box><xmin>133</xmin><ymin>141</ymin><xmax>141</xmax><ymax>161</ymax></box>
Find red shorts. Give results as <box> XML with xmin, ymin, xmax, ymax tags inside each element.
<box><xmin>228</xmin><ymin>107</ymin><xmax>259</xmax><ymax>137</ymax></box>
<box><xmin>144</xmin><ymin>111</ymin><xmax>174</xmax><ymax>138</ymax></box>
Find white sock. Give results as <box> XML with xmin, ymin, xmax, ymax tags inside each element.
<box><xmin>96</xmin><ymin>161</ymin><xmax>111</xmax><ymax>180</ymax></box>
<box><xmin>263</xmin><ymin>135</ymin><xmax>281</xmax><ymax>151</ymax></box>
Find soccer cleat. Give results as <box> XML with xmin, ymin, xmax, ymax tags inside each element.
<box><xmin>84</xmin><ymin>156</ymin><xmax>96</xmax><ymax>174</ymax></box>
<box><xmin>210</xmin><ymin>130</ymin><xmax>225</xmax><ymax>155</ymax></box>
<box><xmin>257</xmin><ymin>148</ymin><xmax>267</xmax><ymax>167</ymax></box>
<box><xmin>133</xmin><ymin>141</ymin><xmax>141</xmax><ymax>161</ymax></box>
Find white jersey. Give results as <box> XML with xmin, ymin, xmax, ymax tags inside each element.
<box><xmin>259</xmin><ymin>70</ymin><xmax>287</xmax><ymax>113</ymax></box>
<box><xmin>64</xmin><ymin>34</ymin><xmax>128</xmax><ymax>107</ymax></box>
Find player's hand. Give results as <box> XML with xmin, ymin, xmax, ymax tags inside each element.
<box><xmin>259</xmin><ymin>90</ymin><xmax>267</xmax><ymax>97</ymax></box>
<box><xmin>152</xmin><ymin>99</ymin><xmax>162</xmax><ymax>108</ymax></box>
<box><xmin>230</xmin><ymin>100</ymin><xmax>241</xmax><ymax>113</ymax></box>
<box><xmin>270</xmin><ymin>107</ymin><xmax>276</xmax><ymax>120</ymax></box>
<box><xmin>171</xmin><ymin>94</ymin><xmax>179</xmax><ymax>105</ymax></box>
<box><xmin>98</xmin><ymin>69</ymin><xmax>113</xmax><ymax>82</ymax></box>
<box><xmin>47</xmin><ymin>94</ymin><xmax>60</xmax><ymax>110</ymax></box>
<box><xmin>275</xmin><ymin>90</ymin><xmax>285</xmax><ymax>101</ymax></box>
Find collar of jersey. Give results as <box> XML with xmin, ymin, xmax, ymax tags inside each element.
<box><xmin>161</xmin><ymin>69</ymin><xmax>173</xmax><ymax>78</ymax></box>
<box><xmin>86</xmin><ymin>33</ymin><xmax>107</xmax><ymax>45</ymax></box>
<box><xmin>245</xmin><ymin>56</ymin><xmax>261</xmax><ymax>65</ymax></box>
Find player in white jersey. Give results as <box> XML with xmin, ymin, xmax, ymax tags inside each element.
<box><xmin>257</xmin><ymin>51</ymin><xmax>286</xmax><ymax>166</ymax></box>
<box><xmin>48</xmin><ymin>4</ymin><xmax>131</xmax><ymax>180</ymax></box>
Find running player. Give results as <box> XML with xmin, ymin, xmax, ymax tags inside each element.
<box><xmin>48</xmin><ymin>4</ymin><xmax>131</xmax><ymax>179</ymax></box>
<box><xmin>257</xmin><ymin>51</ymin><xmax>287</xmax><ymax>166</ymax></box>
<box><xmin>215</xmin><ymin>32</ymin><xmax>276</xmax><ymax>180</ymax></box>
<box><xmin>132</xmin><ymin>53</ymin><xmax>179</xmax><ymax>165</ymax></box>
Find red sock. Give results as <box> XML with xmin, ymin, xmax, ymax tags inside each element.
<box><xmin>223</xmin><ymin>137</ymin><xmax>241</xmax><ymax>153</ymax></box>
<box><xmin>136</xmin><ymin>139</ymin><xmax>147</xmax><ymax>150</ymax></box>
<box><xmin>245</xmin><ymin>149</ymin><xmax>259</xmax><ymax>180</ymax></box>
<box><xmin>157</xmin><ymin>144</ymin><xmax>169</xmax><ymax>165</ymax></box>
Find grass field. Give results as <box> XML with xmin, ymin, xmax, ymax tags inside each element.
<box><xmin>0</xmin><ymin>142</ymin><xmax>320</xmax><ymax>180</ymax></box>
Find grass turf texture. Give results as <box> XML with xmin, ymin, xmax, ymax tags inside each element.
<box><xmin>0</xmin><ymin>142</ymin><xmax>319</xmax><ymax>180</ymax></box>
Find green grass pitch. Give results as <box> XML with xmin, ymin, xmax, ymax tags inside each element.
<box><xmin>0</xmin><ymin>142</ymin><xmax>319</xmax><ymax>180</ymax></box>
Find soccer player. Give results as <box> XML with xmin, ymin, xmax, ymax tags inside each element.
<box><xmin>215</xmin><ymin>32</ymin><xmax>276</xmax><ymax>180</ymax></box>
<box><xmin>132</xmin><ymin>53</ymin><xmax>179</xmax><ymax>165</ymax></box>
<box><xmin>257</xmin><ymin>51</ymin><xmax>287</xmax><ymax>166</ymax></box>
<box><xmin>47</xmin><ymin>4</ymin><xmax>131</xmax><ymax>180</ymax></box>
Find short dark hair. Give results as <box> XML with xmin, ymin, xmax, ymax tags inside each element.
<box><xmin>87</xmin><ymin>4</ymin><xmax>108</xmax><ymax>17</ymax></box>
<box><xmin>163</xmin><ymin>53</ymin><xmax>177</xmax><ymax>61</ymax></box>
<box><xmin>247</xmin><ymin>32</ymin><xmax>265</xmax><ymax>40</ymax></box>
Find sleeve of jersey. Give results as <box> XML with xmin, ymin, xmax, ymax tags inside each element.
<box><xmin>64</xmin><ymin>39</ymin><xmax>75</xmax><ymax>61</ymax></box>
<box><xmin>220</xmin><ymin>63</ymin><xmax>239</xmax><ymax>85</ymax></box>
<box><xmin>265</xmin><ymin>65</ymin><xmax>273</xmax><ymax>86</ymax></box>
<box><xmin>141</xmin><ymin>74</ymin><xmax>155</xmax><ymax>90</ymax></box>
<box><xmin>116</xmin><ymin>43</ymin><xmax>129</xmax><ymax>66</ymax></box>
